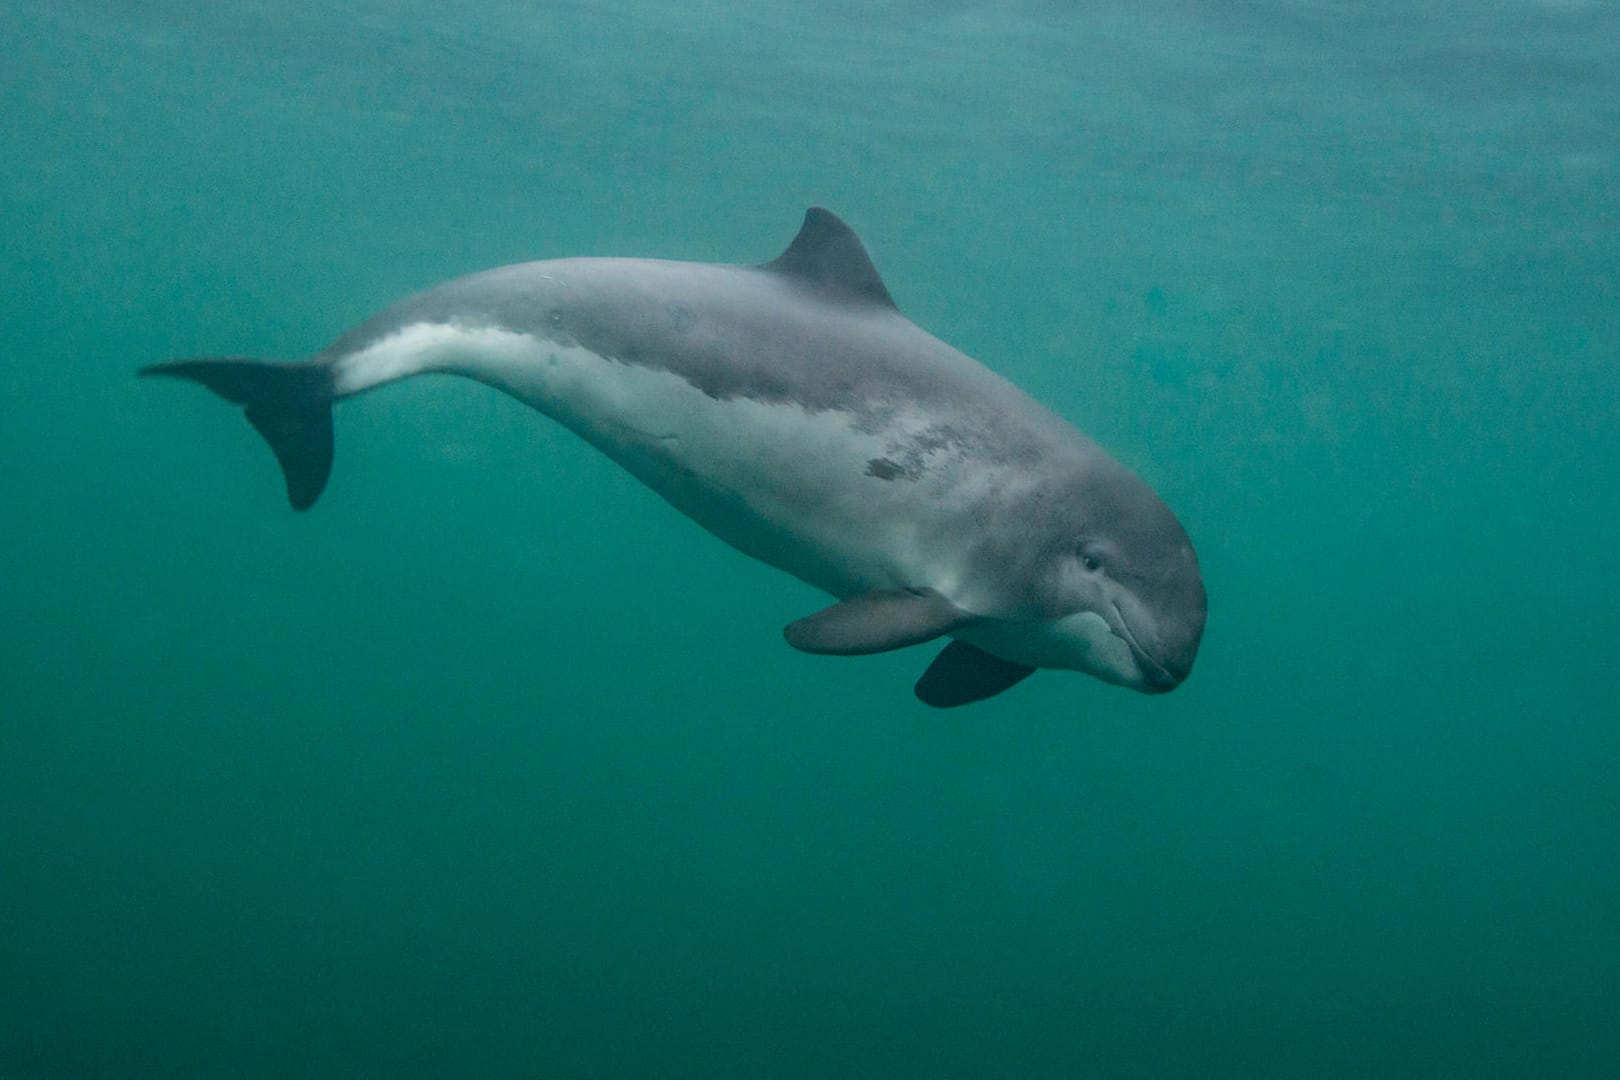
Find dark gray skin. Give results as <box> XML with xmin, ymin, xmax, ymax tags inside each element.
<box><xmin>142</xmin><ymin>208</ymin><xmax>1206</xmax><ymax>706</ymax></box>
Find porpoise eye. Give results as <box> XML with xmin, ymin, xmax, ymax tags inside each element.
<box><xmin>1078</xmin><ymin>544</ymin><xmax>1104</xmax><ymax>572</ymax></box>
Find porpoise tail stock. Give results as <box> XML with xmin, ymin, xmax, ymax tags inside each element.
<box><xmin>143</xmin><ymin>208</ymin><xmax>1206</xmax><ymax>707</ymax></box>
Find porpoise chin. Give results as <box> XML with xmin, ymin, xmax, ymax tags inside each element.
<box><xmin>142</xmin><ymin>208</ymin><xmax>1206</xmax><ymax>707</ymax></box>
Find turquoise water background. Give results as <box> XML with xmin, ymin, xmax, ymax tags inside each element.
<box><xmin>4</xmin><ymin>2</ymin><xmax>1618</xmax><ymax>1075</ymax></box>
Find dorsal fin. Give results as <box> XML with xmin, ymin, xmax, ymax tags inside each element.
<box><xmin>762</xmin><ymin>207</ymin><xmax>897</xmax><ymax>310</ymax></box>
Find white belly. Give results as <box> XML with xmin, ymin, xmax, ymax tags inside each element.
<box><xmin>337</xmin><ymin>322</ymin><xmax>1008</xmax><ymax>605</ymax></box>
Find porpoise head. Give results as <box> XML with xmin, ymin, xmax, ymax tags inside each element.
<box><xmin>1046</xmin><ymin>456</ymin><xmax>1206</xmax><ymax>691</ymax></box>
<box><xmin>967</xmin><ymin>453</ymin><xmax>1206</xmax><ymax>693</ymax></box>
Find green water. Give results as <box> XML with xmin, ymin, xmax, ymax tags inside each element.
<box><xmin>4</xmin><ymin>2</ymin><xmax>1618</xmax><ymax>1076</ymax></box>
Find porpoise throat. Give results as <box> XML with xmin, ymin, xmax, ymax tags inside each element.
<box><xmin>142</xmin><ymin>208</ymin><xmax>1206</xmax><ymax>707</ymax></box>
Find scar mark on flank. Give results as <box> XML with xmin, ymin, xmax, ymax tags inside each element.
<box><xmin>666</xmin><ymin>302</ymin><xmax>697</xmax><ymax>333</ymax></box>
<box><xmin>865</xmin><ymin>457</ymin><xmax>907</xmax><ymax>481</ymax></box>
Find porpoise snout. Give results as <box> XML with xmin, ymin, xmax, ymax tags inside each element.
<box><xmin>1141</xmin><ymin>650</ymin><xmax>1193</xmax><ymax>693</ymax></box>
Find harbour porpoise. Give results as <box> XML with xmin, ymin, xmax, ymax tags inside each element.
<box><xmin>142</xmin><ymin>208</ymin><xmax>1206</xmax><ymax>706</ymax></box>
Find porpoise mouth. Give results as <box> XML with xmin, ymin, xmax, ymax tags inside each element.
<box><xmin>1112</xmin><ymin>603</ymin><xmax>1180</xmax><ymax>693</ymax></box>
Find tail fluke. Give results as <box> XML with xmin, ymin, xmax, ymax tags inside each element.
<box><xmin>140</xmin><ymin>357</ymin><xmax>335</xmax><ymax>511</ymax></box>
